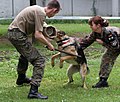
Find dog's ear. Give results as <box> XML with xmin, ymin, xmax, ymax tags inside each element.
<box><xmin>57</xmin><ymin>31</ymin><xmax>66</xmax><ymax>36</ymax></box>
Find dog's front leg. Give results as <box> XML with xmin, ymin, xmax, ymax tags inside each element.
<box><xmin>60</xmin><ymin>56</ymin><xmax>75</xmax><ymax>68</ymax></box>
<box><xmin>51</xmin><ymin>52</ymin><xmax>60</xmax><ymax>67</ymax></box>
<box><xmin>80</xmin><ymin>63</ymin><xmax>88</xmax><ymax>89</ymax></box>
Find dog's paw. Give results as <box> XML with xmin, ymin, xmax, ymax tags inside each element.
<box><xmin>60</xmin><ymin>66</ymin><xmax>63</xmax><ymax>68</ymax></box>
<box><xmin>51</xmin><ymin>64</ymin><xmax>55</xmax><ymax>67</ymax></box>
<box><xmin>63</xmin><ymin>80</ymin><xmax>74</xmax><ymax>86</ymax></box>
<box><xmin>68</xmin><ymin>79</ymin><xmax>74</xmax><ymax>83</ymax></box>
<box><xmin>81</xmin><ymin>84</ymin><xmax>88</xmax><ymax>89</ymax></box>
<box><xmin>59</xmin><ymin>64</ymin><xmax>63</xmax><ymax>68</ymax></box>
<box><xmin>51</xmin><ymin>62</ymin><xmax>55</xmax><ymax>67</ymax></box>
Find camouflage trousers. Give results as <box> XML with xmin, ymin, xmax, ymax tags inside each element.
<box><xmin>99</xmin><ymin>48</ymin><xmax>120</xmax><ymax>79</ymax></box>
<box><xmin>8</xmin><ymin>28</ymin><xmax>45</xmax><ymax>87</ymax></box>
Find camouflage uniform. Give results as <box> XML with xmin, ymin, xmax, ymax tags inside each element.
<box><xmin>78</xmin><ymin>27</ymin><xmax>120</xmax><ymax>79</ymax></box>
<box><xmin>7</xmin><ymin>5</ymin><xmax>47</xmax><ymax>87</ymax></box>
<box><xmin>8</xmin><ymin>28</ymin><xmax>45</xmax><ymax>87</ymax></box>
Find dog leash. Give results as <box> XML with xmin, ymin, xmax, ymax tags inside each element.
<box><xmin>45</xmin><ymin>46</ymin><xmax>81</xmax><ymax>58</ymax></box>
<box><xmin>54</xmin><ymin>48</ymin><xmax>81</xmax><ymax>58</ymax></box>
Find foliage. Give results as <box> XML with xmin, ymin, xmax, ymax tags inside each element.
<box><xmin>0</xmin><ymin>45</ymin><xmax>120</xmax><ymax>102</ymax></box>
<box><xmin>0</xmin><ymin>25</ymin><xmax>8</xmax><ymax>36</ymax></box>
<box><xmin>0</xmin><ymin>22</ymin><xmax>120</xmax><ymax>102</ymax></box>
<box><xmin>46</xmin><ymin>19</ymin><xmax>120</xmax><ymax>24</ymax></box>
<box><xmin>0</xmin><ymin>19</ymin><xmax>13</xmax><ymax>25</ymax></box>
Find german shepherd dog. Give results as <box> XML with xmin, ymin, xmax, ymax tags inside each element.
<box><xmin>51</xmin><ymin>31</ymin><xmax>89</xmax><ymax>89</ymax></box>
<box><xmin>43</xmin><ymin>26</ymin><xmax>89</xmax><ymax>89</ymax></box>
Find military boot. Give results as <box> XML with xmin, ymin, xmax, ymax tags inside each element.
<box><xmin>28</xmin><ymin>85</ymin><xmax>48</xmax><ymax>99</ymax></box>
<box><xmin>92</xmin><ymin>77</ymin><xmax>109</xmax><ymax>88</ymax></box>
<box><xmin>16</xmin><ymin>74</ymin><xmax>31</xmax><ymax>85</ymax></box>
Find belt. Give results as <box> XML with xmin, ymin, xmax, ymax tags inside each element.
<box><xmin>8</xmin><ymin>28</ymin><xmax>26</xmax><ymax>37</ymax></box>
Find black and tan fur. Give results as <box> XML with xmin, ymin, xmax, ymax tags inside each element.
<box><xmin>51</xmin><ymin>31</ymin><xmax>89</xmax><ymax>89</ymax></box>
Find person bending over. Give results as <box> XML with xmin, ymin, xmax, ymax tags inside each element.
<box><xmin>8</xmin><ymin>0</ymin><xmax>61</xmax><ymax>99</ymax></box>
<box><xmin>75</xmin><ymin>16</ymin><xmax>120</xmax><ymax>88</ymax></box>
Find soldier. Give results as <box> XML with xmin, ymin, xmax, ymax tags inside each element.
<box><xmin>70</xmin><ymin>16</ymin><xmax>120</xmax><ymax>88</ymax></box>
<box><xmin>80</xmin><ymin>16</ymin><xmax>120</xmax><ymax>88</ymax></box>
<box><xmin>8</xmin><ymin>0</ymin><xmax>61</xmax><ymax>99</ymax></box>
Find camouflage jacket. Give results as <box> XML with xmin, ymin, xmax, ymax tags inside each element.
<box><xmin>78</xmin><ymin>27</ymin><xmax>120</xmax><ymax>50</ymax></box>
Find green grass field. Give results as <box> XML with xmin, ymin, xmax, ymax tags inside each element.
<box><xmin>0</xmin><ymin>22</ymin><xmax>120</xmax><ymax>102</ymax></box>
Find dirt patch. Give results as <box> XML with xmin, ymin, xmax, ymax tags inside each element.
<box><xmin>0</xmin><ymin>37</ymin><xmax>13</xmax><ymax>48</ymax></box>
<box><xmin>0</xmin><ymin>37</ymin><xmax>9</xmax><ymax>43</ymax></box>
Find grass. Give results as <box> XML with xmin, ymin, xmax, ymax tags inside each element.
<box><xmin>0</xmin><ymin>25</ymin><xmax>8</xmax><ymax>36</ymax></box>
<box><xmin>0</xmin><ymin>22</ymin><xmax>120</xmax><ymax>102</ymax></box>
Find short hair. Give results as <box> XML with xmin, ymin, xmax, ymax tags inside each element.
<box><xmin>47</xmin><ymin>0</ymin><xmax>61</xmax><ymax>11</ymax></box>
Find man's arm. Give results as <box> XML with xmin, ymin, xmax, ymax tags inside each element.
<box><xmin>78</xmin><ymin>32</ymin><xmax>96</xmax><ymax>50</ymax></box>
<box><xmin>35</xmin><ymin>31</ymin><xmax>54</xmax><ymax>51</ymax></box>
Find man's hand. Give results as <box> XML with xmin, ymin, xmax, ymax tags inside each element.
<box><xmin>47</xmin><ymin>44</ymin><xmax>54</xmax><ymax>51</ymax></box>
<box><xmin>96</xmin><ymin>39</ymin><xmax>103</xmax><ymax>45</ymax></box>
<box><xmin>35</xmin><ymin>31</ymin><xmax>54</xmax><ymax>51</ymax></box>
